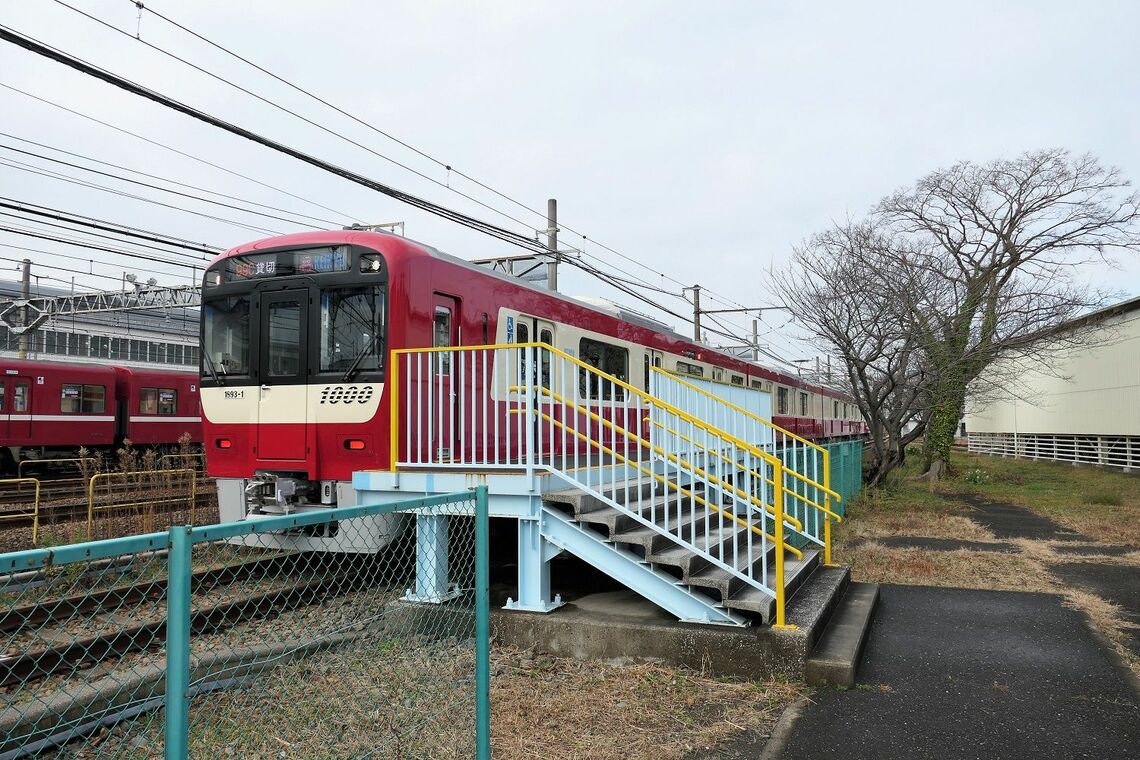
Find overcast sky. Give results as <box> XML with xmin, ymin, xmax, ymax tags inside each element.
<box><xmin>2</xmin><ymin>1</ymin><xmax>1138</xmax><ymax>366</ymax></box>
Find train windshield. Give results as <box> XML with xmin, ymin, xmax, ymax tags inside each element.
<box><xmin>203</xmin><ymin>295</ymin><xmax>251</xmax><ymax>376</ymax></box>
<box><xmin>320</xmin><ymin>285</ymin><xmax>386</xmax><ymax>376</ymax></box>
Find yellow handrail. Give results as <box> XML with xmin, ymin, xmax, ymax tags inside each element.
<box><xmin>0</xmin><ymin>478</ymin><xmax>42</xmax><ymax>544</ymax></box>
<box><xmin>516</xmin><ymin>384</ymin><xmax>804</xmax><ymax>533</ymax></box>
<box><xmin>651</xmin><ymin>366</ymin><xmax>826</xmax><ymax>453</ymax></box>
<box><xmin>528</xmin><ymin>408</ymin><xmax>802</xmax><ymax>560</ymax></box>
<box><xmin>651</xmin><ymin>364</ymin><xmax>844</xmax><ymax>566</ymax></box>
<box><xmin>643</xmin><ymin>416</ymin><xmax>842</xmax><ymax>523</ymax></box>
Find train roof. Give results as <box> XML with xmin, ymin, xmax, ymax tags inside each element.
<box><xmin>216</xmin><ymin>230</ymin><xmax>852</xmax><ymax>400</ymax></box>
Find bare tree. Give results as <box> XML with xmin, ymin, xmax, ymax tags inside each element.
<box><xmin>879</xmin><ymin>149</ymin><xmax>1140</xmax><ymax>477</ymax></box>
<box><xmin>778</xmin><ymin>149</ymin><xmax>1140</xmax><ymax>483</ymax></box>
<box><xmin>774</xmin><ymin>222</ymin><xmax>932</xmax><ymax>486</ymax></box>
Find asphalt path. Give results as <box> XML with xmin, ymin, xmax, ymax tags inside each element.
<box><xmin>778</xmin><ymin>585</ymin><xmax>1140</xmax><ymax>759</ymax></box>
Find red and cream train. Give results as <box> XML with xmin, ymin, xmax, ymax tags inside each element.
<box><xmin>200</xmin><ymin>230</ymin><xmax>866</xmax><ymax>524</ymax></box>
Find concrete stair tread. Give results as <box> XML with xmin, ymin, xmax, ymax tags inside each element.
<box><xmin>805</xmin><ymin>581</ymin><xmax>880</xmax><ymax>687</ymax></box>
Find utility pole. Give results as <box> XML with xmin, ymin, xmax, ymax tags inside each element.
<box><xmin>690</xmin><ymin>285</ymin><xmax>702</xmax><ymax>342</ymax></box>
<box><xmin>17</xmin><ymin>258</ymin><xmax>30</xmax><ymax>359</ymax></box>
<box><xmin>545</xmin><ymin>198</ymin><xmax>559</xmax><ymax>291</ymax></box>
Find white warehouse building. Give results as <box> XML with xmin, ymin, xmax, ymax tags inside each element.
<box><xmin>965</xmin><ymin>296</ymin><xmax>1140</xmax><ymax>471</ymax></box>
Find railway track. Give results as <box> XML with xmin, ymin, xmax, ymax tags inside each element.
<box><xmin>0</xmin><ymin>551</ymin><xmax>353</xmax><ymax>689</ymax></box>
<box><xmin>0</xmin><ymin>486</ymin><xmax>217</xmax><ymax>532</ymax></box>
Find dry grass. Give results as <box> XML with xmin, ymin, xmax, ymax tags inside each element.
<box><xmin>490</xmin><ymin>646</ymin><xmax>805</xmax><ymax>760</ymax></box>
<box><xmin>839</xmin><ymin>542</ymin><xmax>1056</xmax><ymax>592</ymax></box>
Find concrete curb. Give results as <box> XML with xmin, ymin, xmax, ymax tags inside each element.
<box><xmin>757</xmin><ymin>697</ymin><xmax>809</xmax><ymax>760</ymax></box>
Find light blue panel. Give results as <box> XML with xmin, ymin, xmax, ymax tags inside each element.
<box><xmin>405</xmin><ymin>513</ymin><xmax>460</xmax><ymax>603</ymax></box>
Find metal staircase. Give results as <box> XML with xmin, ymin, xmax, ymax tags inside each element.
<box><xmin>542</xmin><ymin>478</ymin><xmax>822</xmax><ymax>625</ymax></box>
<box><xmin>389</xmin><ymin>342</ymin><xmax>844</xmax><ymax>627</ymax></box>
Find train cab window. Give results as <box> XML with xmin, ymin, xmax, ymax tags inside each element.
<box><xmin>319</xmin><ymin>286</ymin><xmax>386</xmax><ymax>375</ymax></box>
<box><xmin>61</xmin><ymin>384</ymin><xmax>105</xmax><ymax>414</ymax></box>
<box><xmin>799</xmin><ymin>392</ymin><xmax>809</xmax><ymax>416</ymax></box>
<box><xmin>203</xmin><ymin>295</ymin><xmax>251</xmax><ymax>376</ymax></box>
<box><xmin>579</xmin><ymin>338</ymin><xmax>627</xmax><ymax>400</ymax></box>
<box><xmin>777</xmin><ymin>387</ymin><xmax>790</xmax><ymax>415</ymax></box>
<box><xmin>266</xmin><ymin>301</ymin><xmax>302</xmax><ymax>378</ymax></box>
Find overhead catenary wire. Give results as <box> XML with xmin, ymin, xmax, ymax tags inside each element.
<box><xmin>50</xmin><ymin>1</ymin><xmax>549</xmax><ymax>241</ymax></box>
<box><xmin>0</xmin><ymin>210</ymin><xmax>213</xmax><ymax>263</ymax></box>
<box><xmin>0</xmin><ymin>225</ymin><xmax>208</xmax><ymax>272</ymax></box>
<box><xmin>56</xmin><ymin>2</ymin><xmax>732</xmax><ymax>320</ymax></box>
<box><xmin>0</xmin><ymin>132</ymin><xmax>346</xmax><ymax>227</ymax></box>
<box><xmin>0</xmin><ymin>23</ymin><xmax>554</xmax><ymax>256</ymax></box>
<box><xmin>2</xmin><ymin>17</ymin><xmax>771</xmax><ymax>349</ymax></box>
<box><xmin>0</xmin><ymin>80</ymin><xmax>357</xmax><ymax>221</ymax></box>
<box><xmin>0</xmin><ymin>142</ymin><xmax>333</xmax><ymax>229</ymax></box>
<box><xmin>130</xmin><ymin>0</ymin><xmax>786</xmax><ymax>340</ymax></box>
<box><xmin>0</xmin><ymin>197</ymin><xmax>222</xmax><ymax>254</ymax></box>
<box><xmin>0</xmin><ymin>156</ymin><xmax>283</xmax><ymax>236</ymax></box>
<box><xmin>129</xmin><ymin>0</ymin><xmax>770</xmax><ymax>318</ymax></box>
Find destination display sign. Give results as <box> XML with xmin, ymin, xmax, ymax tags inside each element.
<box><xmin>215</xmin><ymin>246</ymin><xmax>352</xmax><ymax>283</ymax></box>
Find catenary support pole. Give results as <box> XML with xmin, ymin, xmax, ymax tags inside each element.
<box><xmin>17</xmin><ymin>258</ymin><xmax>30</xmax><ymax>359</ymax></box>
<box><xmin>545</xmin><ymin>198</ymin><xmax>558</xmax><ymax>291</ymax></box>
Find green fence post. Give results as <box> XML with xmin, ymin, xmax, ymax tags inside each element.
<box><xmin>474</xmin><ymin>485</ymin><xmax>491</xmax><ymax>760</ymax></box>
<box><xmin>165</xmin><ymin>525</ymin><xmax>192</xmax><ymax>760</ymax></box>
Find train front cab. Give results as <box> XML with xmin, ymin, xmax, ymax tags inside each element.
<box><xmin>200</xmin><ymin>238</ymin><xmax>399</xmax><ymax>552</ymax></box>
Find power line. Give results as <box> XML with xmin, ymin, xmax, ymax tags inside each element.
<box><xmin>0</xmin><ymin>141</ymin><xmax>332</xmax><ymax>229</ymax></box>
<box><xmin>0</xmin><ymin>225</ymin><xmax>205</xmax><ymax>271</ymax></box>
<box><xmin>0</xmin><ymin>210</ymin><xmax>212</xmax><ymax>263</ymax></box>
<box><xmin>53</xmin><ymin>1</ymin><xmax>548</xmax><ymax>239</ymax></box>
<box><xmin>131</xmin><ymin>1</ymin><xmax>778</xmax><ymax>325</ymax></box>
<box><xmin>0</xmin><ymin>23</ymin><xmax>552</xmax><ymax>255</ymax></box>
<box><xmin>0</xmin><ymin>80</ymin><xmax>357</xmax><ymax>221</ymax></box>
<box><xmin>0</xmin><ymin>132</ymin><xmax>344</xmax><ymax>227</ymax></box>
<box><xmin>0</xmin><ymin>156</ymin><xmax>282</xmax><ymax>236</ymax></box>
<box><xmin>0</xmin><ymin>197</ymin><xmax>221</xmax><ymax>254</ymax></box>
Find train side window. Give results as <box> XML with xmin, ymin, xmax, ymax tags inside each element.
<box><xmin>482</xmin><ymin>313</ymin><xmax>489</xmax><ymax>343</ymax></box>
<box><xmin>776</xmin><ymin>387</ymin><xmax>790</xmax><ymax>415</ymax></box>
<box><xmin>140</xmin><ymin>388</ymin><xmax>158</xmax><ymax>415</ymax></box>
<box><xmin>676</xmin><ymin>361</ymin><xmax>705</xmax><ymax>378</ymax></box>
<box><xmin>834</xmin><ymin>400</ymin><xmax>839</xmax><ymax>418</ymax></box>
<box><xmin>751</xmin><ymin>380</ymin><xmax>763</xmax><ymax>390</ymax></box>
<box><xmin>62</xmin><ymin>384</ymin><xmax>105</xmax><ymax>414</ymax></box>
<box><xmin>540</xmin><ymin>329</ymin><xmax>552</xmax><ymax>388</ymax></box>
<box><xmin>579</xmin><ymin>337</ymin><xmax>627</xmax><ymax>400</ymax></box>
<box><xmin>0</xmin><ymin>383</ymin><xmax>4</xmax><ymax>412</ymax></box>
<box><xmin>433</xmin><ymin>306</ymin><xmax>452</xmax><ymax>374</ymax></box>
<box><xmin>799</xmin><ymin>392</ymin><xmax>808</xmax><ymax>416</ymax></box>
<box><xmin>731</xmin><ymin>375</ymin><xmax>744</xmax><ymax>386</ymax></box>
<box><xmin>158</xmin><ymin>389</ymin><xmax>177</xmax><ymax>415</ymax></box>
<box><xmin>515</xmin><ymin>322</ymin><xmax>529</xmax><ymax>381</ymax></box>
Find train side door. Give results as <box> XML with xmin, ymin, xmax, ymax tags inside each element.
<box><xmin>9</xmin><ymin>377</ymin><xmax>32</xmax><ymax>440</ymax></box>
<box><xmin>643</xmin><ymin>350</ymin><xmax>663</xmax><ymax>439</ymax></box>
<box><xmin>0</xmin><ymin>378</ymin><xmax>7</xmax><ymax>441</ymax></box>
<box><xmin>255</xmin><ymin>289</ymin><xmax>309</xmax><ymax>461</ymax></box>
<box><xmin>430</xmin><ymin>294</ymin><xmax>460</xmax><ymax>462</ymax></box>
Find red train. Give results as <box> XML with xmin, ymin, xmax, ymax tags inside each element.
<box><xmin>0</xmin><ymin>358</ymin><xmax>202</xmax><ymax>473</ymax></box>
<box><xmin>200</xmin><ymin>230</ymin><xmax>866</xmax><ymax>529</ymax></box>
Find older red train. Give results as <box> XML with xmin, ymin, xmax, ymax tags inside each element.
<box><xmin>0</xmin><ymin>358</ymin><xmax>202</xmax><ymax>473</ymax></box>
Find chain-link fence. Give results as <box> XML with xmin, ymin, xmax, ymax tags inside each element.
<box><xmin>0</xmin><ymin>487</ymin><xmax>489</xmax><ymax>759</ymax></box>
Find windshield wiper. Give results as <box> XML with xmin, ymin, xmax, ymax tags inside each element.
<box><xmin>341</xmin><ymin>343</ymin><xmax>376</xmax><ymax>382</ymax></box>
<box><xmin>203</xmin><ymin>350</ymin><xmax>225</xmax><ymax>386</ymax></box>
